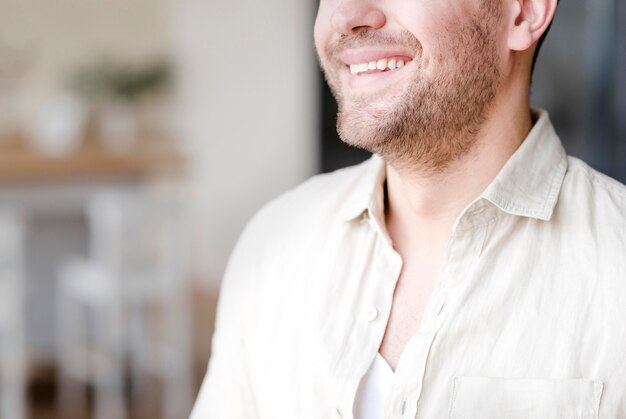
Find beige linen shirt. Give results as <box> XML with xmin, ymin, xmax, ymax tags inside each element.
<box><xmin>190</xmin><ymin>110</ymin><xmax>626</xmax><ymax>419</ymax></box>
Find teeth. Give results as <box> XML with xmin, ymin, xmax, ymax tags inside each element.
<box><xmin>349</xmin><ymin>57</ymin><xmax>409</xmax><ymax>75</ymax></box>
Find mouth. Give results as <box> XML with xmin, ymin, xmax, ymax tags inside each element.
<box><xmin>348</xmin><ymin>56</ymin><xmax>410</xmax><ymax>75</ymax></box>
<box><xmin>338</xmin><ymin>50</ymin><xmax>414</xmax><ymax>89</ymax></box>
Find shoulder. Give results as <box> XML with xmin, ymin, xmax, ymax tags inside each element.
<box><xmin>565</xmin><ymin>157</ymin><xmax>626</xmax><ymax>198</ymax></box>
<box><xmin>229</xmin><ymin>157</ymin><xmax>372</xmax><ymax>265</ymax></box>
<box><xmin>221</xmin><ymin>158</ymin><xmax>373</xmax><ymax>309</ymax></box>
<box><xmin>553</xmin><ymin>157</ymin><xmax>626</xmax><ymax>289</ymax></box>
<box><xmin>242</xmin><ymin>158</ymin><xmax>371</xmax><ymax>239</ymax></box>
<box><xmin>560</xmin><ymin>157</ymin><xmax>626</xmax><ymax>217</ymax></box>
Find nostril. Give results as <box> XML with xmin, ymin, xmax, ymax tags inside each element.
<box><xmin>331</xmin><ymin>5</ymin><xmax>386</xmax><ymax>35</ymax></box>
<box><xmin>364</xmin><ymin>9</ymin><xmax>386</xmax><ymax>29</ymax></box>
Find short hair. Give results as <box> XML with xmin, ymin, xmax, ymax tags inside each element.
<box><xmin>531</xmin><ymin>0</ymin><xmax>559</xmax><ymax>75</ymax></box>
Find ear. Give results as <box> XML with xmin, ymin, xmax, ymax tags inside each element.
<box><xmin>507</xmin><ymin>0</ymin><xmax>558</xmax><ymax>51</ymax></box>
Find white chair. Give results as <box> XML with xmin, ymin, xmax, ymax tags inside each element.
<box><xmin>56</xmin><ymin>186</ymin><xmax>194</xmax><ymax>419</ymax></box>
<box><xmin>0</xmin><ymin>208</ymin><xmax>27</xmax><ymax>419</ymax></box>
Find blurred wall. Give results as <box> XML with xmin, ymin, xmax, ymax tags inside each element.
<box><xmin>2</xmin><ymin>0</ymin><xmax>319</xmax><ymax>290</ymax></box>
<box><xmin>166</xmin><ymin>0</ymin><xmax>318</xmax><ymax>288</ymax></box>
<box><xmin>0</xmin><ymin>0</ymin><xmax>167</xmax><ymax>131</ymax></box>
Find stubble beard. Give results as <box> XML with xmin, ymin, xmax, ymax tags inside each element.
<box><xmin>321</xmin><ymin>3</ymin><xmax>502</xmax><ymax>175</ymax></box>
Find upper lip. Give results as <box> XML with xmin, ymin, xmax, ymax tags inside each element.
<box><xmin>339</xmin><ymin>49</ymin><xmax>414</xmax><ymax>65</ymax></box>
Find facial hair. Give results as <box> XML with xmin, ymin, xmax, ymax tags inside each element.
<box><xmin>320</xmin><ymin>1</ymin><xmax>502</xmax><ymax>175</ymax></box>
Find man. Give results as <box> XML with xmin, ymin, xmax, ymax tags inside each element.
<box><xmin>191</xmin><ymin>0</ymin><xmax>626</xmax><ymax>417</ymax></box>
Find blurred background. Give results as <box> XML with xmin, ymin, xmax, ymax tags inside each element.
<box><xmin>0</xmin><ymin>0</ymin><xmax>623</xmax><ymax>418</ymax></box>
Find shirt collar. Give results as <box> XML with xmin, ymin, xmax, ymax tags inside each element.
<box><xmin>337</xmin><ymin>153</ymin><xmax>386</xmax><ymax>222</ymax></box>
<box><xmin>338</xmin><ymin>108</ymin><xmax>568</xmax><ymax>223</ymax></box>
<box><xmin>480</xmin><ymin>108</ymin><xmax>568</xmax><ymax>221</ymax></box>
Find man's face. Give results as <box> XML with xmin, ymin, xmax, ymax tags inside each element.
<box><xmin>314</xmin><ymin>0</ymin><xmax>504</xmax><ymax>172</ymax></box>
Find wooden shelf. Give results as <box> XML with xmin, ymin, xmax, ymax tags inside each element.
<box><xmin>0</xmin><ymin>134</ymin><xmax>184</xmax><ymax>183</ymax></box>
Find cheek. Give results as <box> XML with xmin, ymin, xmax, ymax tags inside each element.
<box><xmin>393</xmin><ymin>1</ymin><xmax>465</xmax><ymax>46</ymax></box>
<box><xmin>396</xmin><ymin>9</ymin><xmax>463</xmax><ymax>72</ymax></box>
<box><xmin>314</xmin><ymin>1</ymin><xmax>335</xmax><ymax>56</ymax></box>
<box><xmin>313</xmin><ymin>19</ymin><xmax>325</xmax><ymax>54</ymax></box>
<box><xmin>391</xmin><ymin>7</ymin><xmax>442</xmax><ymax>54</ymax></box>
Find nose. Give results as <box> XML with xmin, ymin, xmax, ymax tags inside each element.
<box><xmin>330</xmin><ymin>1</ymin><xmax>386</xmax><ymax>35</ymax></box>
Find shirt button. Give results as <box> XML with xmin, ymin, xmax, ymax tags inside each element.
<box><xmin>365</xmin><ymin>306</ymin><xmax>378</xmax><ymax>322</ymax></box>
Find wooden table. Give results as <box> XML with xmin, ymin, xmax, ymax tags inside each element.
<box><xmin>0</xmin><ymin>134</ymin><xmax>184</xmax><ymax>183</ymax></box>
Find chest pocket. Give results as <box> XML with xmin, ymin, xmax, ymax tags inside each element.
<box><xmin>449</xmin><ymin>376</ymin><xmax>603</xmax><ymax>419</ymax></box>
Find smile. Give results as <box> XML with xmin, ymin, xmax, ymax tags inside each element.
<box><xmin>349</xmin><ymin>57</ymin><xmax>409</xmax><ymax>75</ymax></box>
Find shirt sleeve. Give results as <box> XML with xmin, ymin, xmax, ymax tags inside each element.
<box><xmin>189</xmin><ymin>228</ymin><xmax>259</xmax><ymax>419</ymax></box>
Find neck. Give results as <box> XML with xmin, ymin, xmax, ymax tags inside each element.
<box><xmin>384</xmin><ymin>85</ymin><xmax>533</xmax><ymax>245</ymax></box>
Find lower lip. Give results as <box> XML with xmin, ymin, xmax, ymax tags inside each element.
<box><xmin>346</xmin><ymin>66</ymin><xmax>408</xmax><ymax>90</ymax></box>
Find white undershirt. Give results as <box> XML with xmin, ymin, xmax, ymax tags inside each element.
<box><xmin>353</xmin><ymin>353</ymin><xmax>395</xmax><ymax>419</ymax></box>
